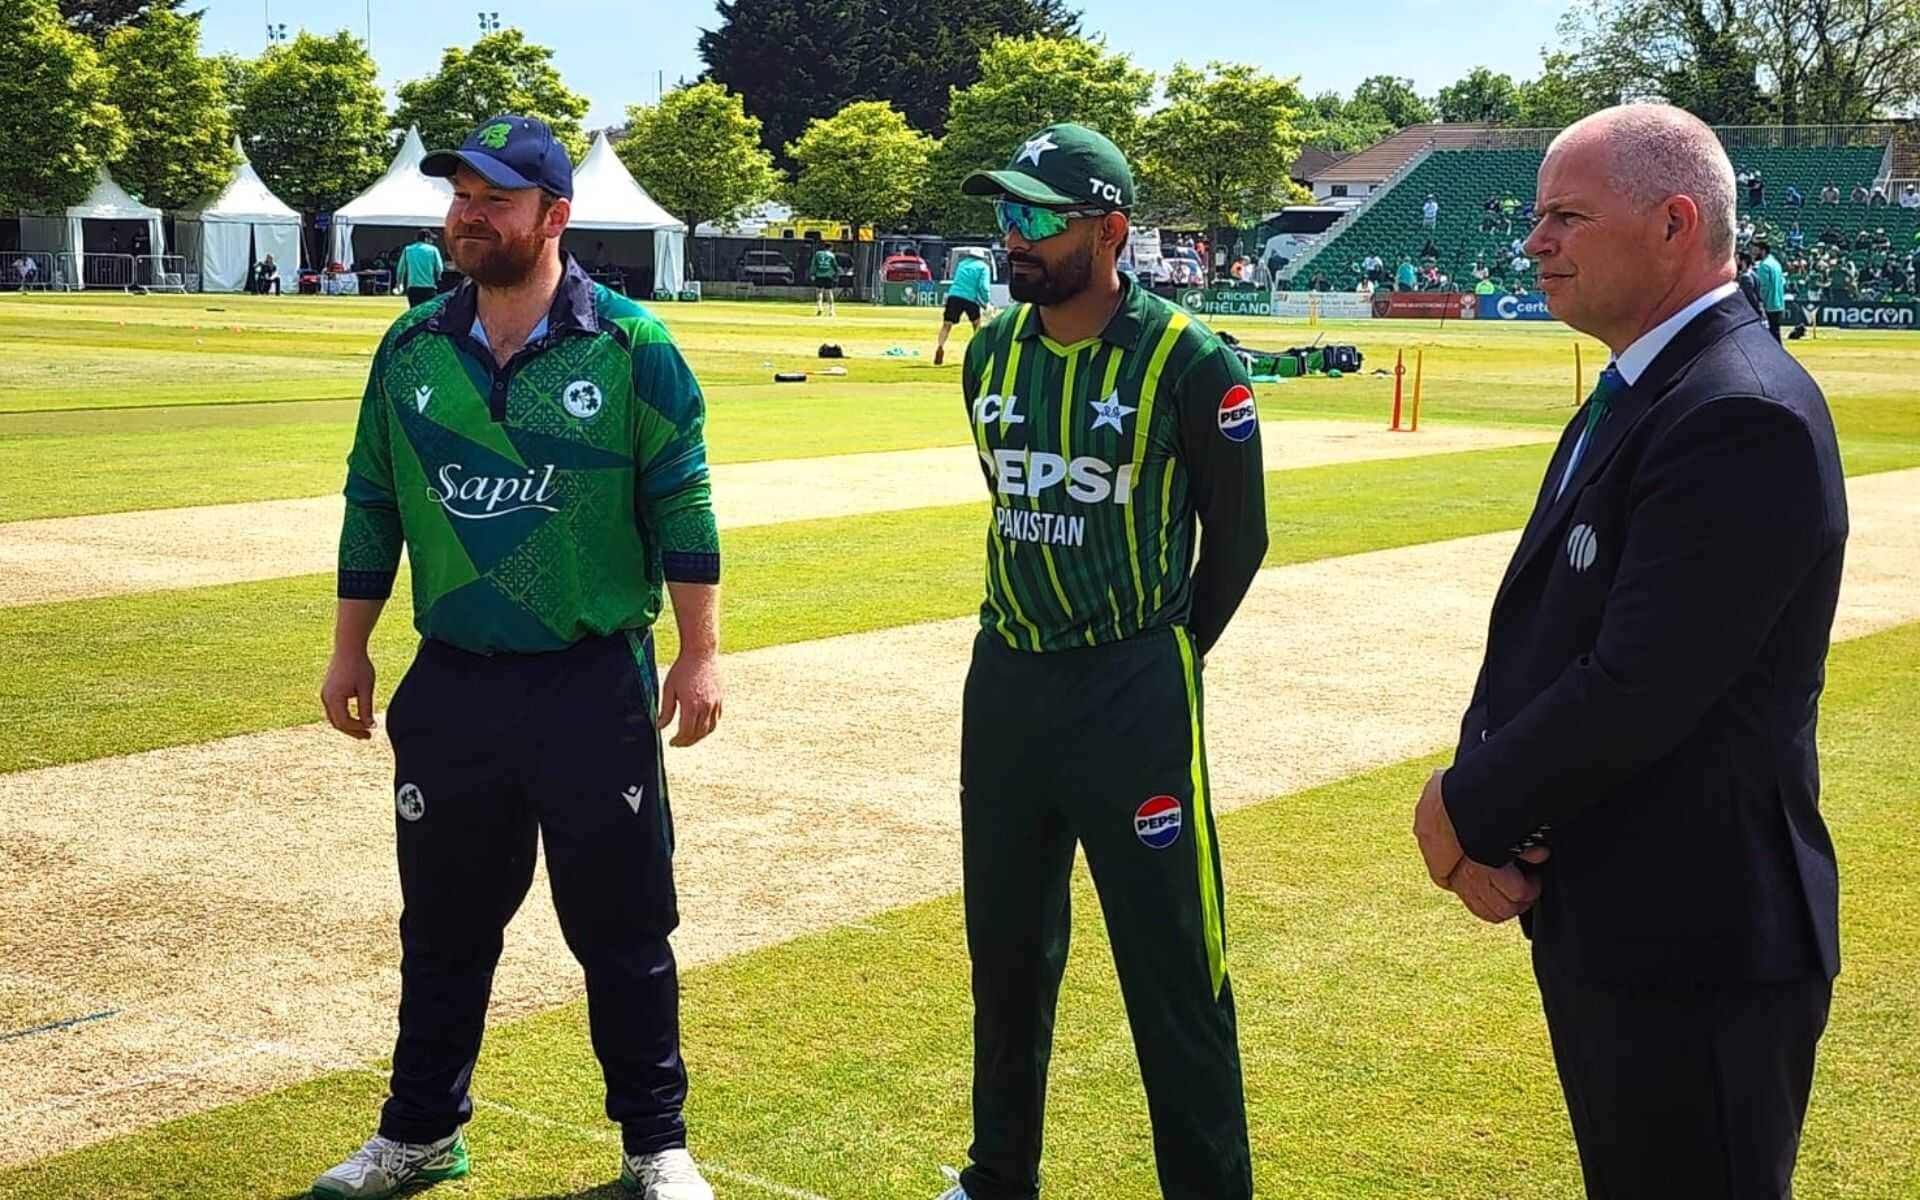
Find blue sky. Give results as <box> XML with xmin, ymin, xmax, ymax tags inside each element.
<box><xmin>198</xmin><ymin>0</ymin><xmax>1575</xmax><ymax>129</ymax></box>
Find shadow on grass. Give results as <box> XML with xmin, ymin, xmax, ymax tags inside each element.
<box><xmin>511</xmin><ymin>1187</ymin><xmax>626</xmax><ymax>1200</ymax></box>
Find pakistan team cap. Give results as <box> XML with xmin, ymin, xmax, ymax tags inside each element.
<box><xmin>421</xmin><ymin>114</ymin><xmax>574</xmax><ymax>201</ymax></box>
<box><xmin>961</xmin><ymin>122</ymin><xmax>1134</xmax><ymax>211</ymax></box>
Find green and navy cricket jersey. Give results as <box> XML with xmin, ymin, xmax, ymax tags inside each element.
<box><xmin>397</xmin><ymin>241</ymin><xmax>443</xmax><ymax>290</ymax></box>
<box><xmin>962</xmin><ymin>277</ymin><xmax>1268</xmax><ymax>655</ymax></box>
<box><xmin>809</xmin><ymin>249</ymin><xmax>838</xmax><ymax>282</ymax></box>
<box><xmin>338</xmin><ymin>257</ymin><xmax>718</xmax><ymax>655</ymax></box>
<box><xmin>950</xmin><ymin>256</ymin><xmax>992</xmax><ymax>306</ymax></box>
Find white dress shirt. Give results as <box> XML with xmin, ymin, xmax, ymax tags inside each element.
<box><xmin>1554</xmin><ymin>281</ymin><xmax>1739</xmax><ymax>501</ymax></box>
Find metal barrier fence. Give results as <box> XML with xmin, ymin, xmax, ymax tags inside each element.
<box><xmin>0</xmin><ymin>251</ymin><xmax>54</xmax><ymax>291</ymax></box>
<box><xmin>136</xmin><ymin>255</ymin><xmax>189</xmax><ymax>293</ymax></box>
<box><xmin>52</xmin><ymin>253</ymin><xmax>137</xmax><ymax>291</ymax></box>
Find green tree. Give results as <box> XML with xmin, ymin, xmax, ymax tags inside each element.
<box><xmin>59</xmin><ymin>0</ymin><xmax>192</xmax><ymax>42</ymax></box>
<box><xmin>102</xmin><ymin>10</ymin><xmax>236</xmax><ymax>209</ymax></box>
<box><xmin>0</xmin><ymin>0</ymin><xmax>127</xmax><ymax>211</ymax></box>
<box><xmin>786</xmin><ymin>100</ymin><xmax>932</xmax><ymax>246</ymax></box>
<box><xmin>697</xmin><ymin>0</ymin><xmax>1080</xmax><ymax>164</ymax></box>
<box><xmin>1557</xmin><ymin>0</ymin><xmax>1768</xmax><ymax>123</ymax></box>
<box><xmin>1746</xmin><ymin>0</ymin><xmax>1920</xmax><ymax>123</ymax></box>
<box><xmin>1513</xmin><ymin>51</ymin><xmax>1617</xmax><ymax>127</ymax></box>
<box><xmin>235</xmin><ymin>31</ymin><xmax>388</xmax><ymax>213</ymax></box>
<box><xmin>209</xmin><ymin>52</ymin><xmax>254</xmax><ymax>126</ymax></box>
<box><xmin>1136</xmin><ymin>62</ymin><xmax>1310</xmax><ymax>240</ymax></box>
<box><xmin>1436</xmin><ymin>67</ymin><xmax>1521</xmax><ymax>123</ymax></box>
<box><xmin>1351</xmin><ymin>74</ymin><xmax>1436</xmax><ymax>127</ymax></box>
<box><xmin>393</xmin><ymin>30</ymin><xmax>591</xmax><ymax>161</ymax></box>
<box><xmin>1301</xmin><ymin>89</ymin><xmax>1394</xmax><ymax>153</ymax></box>
<box><xmin>617</xmin><ymin>82</ymin><xmax>781</xmax><ymax>234</ymax></box>
<box><xmin>919</xmin><ymin>34</ymin><xmax>1154</xmax><ymax>235</ymax></box>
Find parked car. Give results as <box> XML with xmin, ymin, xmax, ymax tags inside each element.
<box><xmin>736</xmin><ymin>250</ymin><xmax>795</xmax><ymax>285</ymax></box>
<box><xmin>881</xmin><ymin>253</ymin><xmax>932</xmax><ymax>283</ymax></box>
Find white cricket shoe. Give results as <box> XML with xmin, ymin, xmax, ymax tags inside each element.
<box><xmin>933</xmin><ymin>1164</ymin><xmax>971</xmax><ymax>1199</ymax></box>
<box><xmin>310</xmin><ymin>1131</ymin><xmax>468</xmax><ymax>1198</ymax></box>
<box><xmin>620</xmin><ymin>1147</ymin><xmax>715</xmax><ymax>1199</ymax></box>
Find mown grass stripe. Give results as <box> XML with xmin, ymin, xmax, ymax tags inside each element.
<box><xmin>0</xmin><ymin>444</ymin><xmax>1561</xmax><ymax>774</ymax></box>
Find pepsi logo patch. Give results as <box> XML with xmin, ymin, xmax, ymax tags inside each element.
<box><xmin>1134</xmin><ymin>795</ymin><xmax>1184</xmax><ymax>849</ymax></box>
<box><xmin>1217</xmin><ymin>384</ymin><xmax>1257</xmax><ymax>442</ymax></box>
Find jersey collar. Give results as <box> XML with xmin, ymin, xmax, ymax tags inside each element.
<box><xmin>1013</xmin><ymin>273</ymin><xmax>1146</xmax><ymax>348</ymax></box>
<box><xmin>426</xmin><ymin>253</ymin><xmax>603</xmax><ymax>341</ymax></box>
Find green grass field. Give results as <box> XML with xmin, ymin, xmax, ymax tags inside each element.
<box><xmin>6</xmin><ymin>293</ymin><xmax>1917</xmax><ymax>521</ymax></box>
<box><xmin>2</xmin><ymin>292</ymin><xmax>1917</xmax><ymax>1199</ymax></box>
<box><xmin>7</xmin><ymin>621</ymin><xmax>1916</xmax><ymax>1200</ymax></box>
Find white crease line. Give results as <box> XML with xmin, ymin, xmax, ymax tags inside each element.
<box><xmin>472</xmin><ymin>1096</ymin><xmax>834</xmax><ymax>1200</ymax></box>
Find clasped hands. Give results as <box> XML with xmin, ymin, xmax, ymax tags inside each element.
<box><xmin>1412</xmin><ymin>769</ymin><xmax>1550</xmax><ymax>923</ymax></box>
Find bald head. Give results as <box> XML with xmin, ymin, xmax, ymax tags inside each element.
<box><xmin>1547</xmin><ymin>104</ymin><xmax>1736</xmax><ymax>264</ymax></box>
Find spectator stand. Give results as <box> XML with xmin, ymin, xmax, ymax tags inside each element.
<box><xmin>1283</xmin><ymin>124</ymin><xmax>1908</xmax><ymax>305</ymax></box>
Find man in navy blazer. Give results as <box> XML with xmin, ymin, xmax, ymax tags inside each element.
<box><xmin>1413</xmin><ymin>105</ymin><xmax>1849</xmax><ymax>1197</ymax></box>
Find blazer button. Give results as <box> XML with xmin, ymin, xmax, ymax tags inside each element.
<box><xmin>1480</xmin><ymin>730</ymin><xmax>1490</xmax><ymax>743</ymax></box>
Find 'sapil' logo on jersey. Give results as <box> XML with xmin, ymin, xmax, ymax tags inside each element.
<box><xmin>1135</xmin><ymin>795</ymin><xmax>1183</xmax><ymax>849</ymax></box>
<box><xmin>981</xmin><ymin>450</ymin><xmax>1135</xmax><ymax>505</ymax></box>
<box><xmin>1218</xmin><ymin>384</ymin><xmax>1257</xmax><ymax>442</ymax></box>
<box><xmin>563</xmin><ymin>380</ymin><xmax>604</xmax><ymax>420</ymax></box>
<box><xmin>428</xmin><ymin>463</ymin><xmax>560</xmax><ymax>520</ymax></box>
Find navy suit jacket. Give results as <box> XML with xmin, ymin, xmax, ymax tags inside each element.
<box><xmin>1445</xmin><ymin>294</ymin><xmax>1849</xmax><ymax>985</ymax></box>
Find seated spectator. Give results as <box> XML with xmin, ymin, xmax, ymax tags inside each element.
<box><xmin>1852</xmin><ymin>183</ymin><xmax>1872</xmax><ymax>204</ymax></box>
<box><xmin>256</xmin><ymin>254</ymin><xmax>281</xmax><ymax>295</ymax></box>
<box><xmin>1901</xmin><ymin>184</ymin><xmax>1920</xmax><ymax>209</ymax></box>
<box><xmin>1788</xmin><ymin>221</ymin><xmax>1805</xmax><ymax>250</ymax></box>
<box><xmin>1509</xmin><ymin>236</ymin><xmax>1526</xmax><ymax>259</ymax></box>
<box><xmin>1873</xmin><ymin>227</ymin><xmax>1892</xmax><ymax>251</ymax></box>
<box><xmin>1474</xmin><ymin>275</ymin><xmax>1496</xmax><ymax>296</ymax></box>
<box><xmin>1395</xmin><ymin>255</ymin><xmax>1417</xmax><ymax>292</ymax></box>
<box><xmin>1419</xmin><ymin>237</ymin><xmax>1440</xmax><ymax>260</ymax></box>
<box><xmin>1786</xmin><ymin>185</ymin><xmax>1805</xmax><ymax>208</ymax></box>
<box><xmin>1747</xmin><ymin>171</ymin><xmax>1764</xmax><ymax>206</ymax></box>
<box><xmin>1819</xmin><ymin>225</ymin><xmax>1844</xmax><ymax>247</ymax></box>
<box><xmin>1821</xmin><ymin>182</ymin><xmax>1841</xmax><ymax>204</ymax></box>
<box><xmin>1870</xmin><ymin>185</ymin><xmax>1889</xmax><ymax>206</ymax></box>
<box><xmin>1854</xmin><ymin>227</ymin><xmax>1875</xmax><ymax>249</ymax></box>
<box><xmin>1356</xmin><ymin>277</ymin><xmax>1375</xmax><ymax>297</ymax></box>
<box><xmin>1510</xmin><ymin>252</ymin><xmax>1532</xmax><ymax>276</ymax></box>
<box><xmin>1518</xmin><ymin>200</ymin><xmax>1536</xmax><ymax>223</ymax></box>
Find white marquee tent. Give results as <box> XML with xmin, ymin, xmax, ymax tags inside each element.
<box><xmin>327</xmin><ymin>126</ymin><xmax>453</xmax><ymax>271</ymax></box>
<box><xmin>562</xmin><ymin>133</ymin><xmax>686</xmax><ymax>294</ymax></box>
<box><xmin>175</xmin><ymin>136</ymin><xmax>302</xmax><ymax>293</ymax></box>
<box><xmin>15</xmin><ymin>166</ymin><xmax>165</xmax><ymax>282</ymax></box>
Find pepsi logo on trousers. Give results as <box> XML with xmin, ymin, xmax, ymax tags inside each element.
<box><xmin>1135</xmin><ymin>795</ymin><xmax>1184</xmax><ymax>849</ymax></box>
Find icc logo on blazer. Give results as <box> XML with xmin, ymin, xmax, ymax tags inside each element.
<box><xmin>1567</xmin><ymin>524</ymin><xmax>1599</xmax><ymax>572</ymax></box>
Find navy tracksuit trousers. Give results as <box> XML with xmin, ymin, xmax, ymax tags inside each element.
<box><xmin>376</xmin><ymin>630</ymin><xmax>687</xmax><ymax>1156</ymax></box>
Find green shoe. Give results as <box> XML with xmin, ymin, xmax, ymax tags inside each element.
<box><xmin>312</xmin><ymin>1131</ymin><xmax>469</xmax><ymax>1199</ymax></box>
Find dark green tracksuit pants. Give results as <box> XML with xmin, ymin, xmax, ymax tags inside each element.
<box><xmin>959</xmin><ymin>626</ymin><xmax>1251</xmax><ymax>1200</ymax></box>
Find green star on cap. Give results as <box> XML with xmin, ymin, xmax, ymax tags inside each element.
<box><xmin>962</xmin><ymin>122</ymin><xmax>1135</xmax><ymax>211</ymax></box>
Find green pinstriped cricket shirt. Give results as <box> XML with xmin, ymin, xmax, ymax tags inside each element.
<box><xmin>337</xmin><ymin>258</ymin><xmax>718</xmax><ymax>655</ymax></box>
<box><xmin>962</xmin><ymin>277</ymin><xmax>1268</xmax><ymax>655</ymax></box>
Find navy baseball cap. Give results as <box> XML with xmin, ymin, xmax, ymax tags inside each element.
<box><xmin>421</xmin><ymin>115</ymin><xmax>573</xmax><ymax>200</ymax></box>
